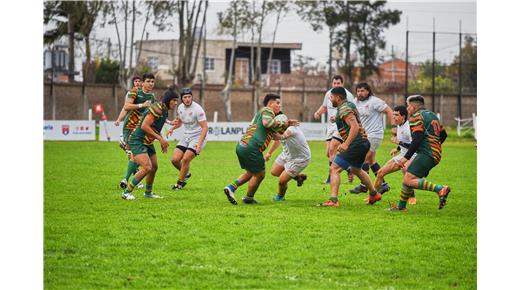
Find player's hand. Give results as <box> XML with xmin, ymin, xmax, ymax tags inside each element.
<box><xmin>313</xmin><ymin>112</ymin><xmax>320</xmax><ymax>120</ymax></box>
<box><xmin>265</xmin><ymin>152</ymin><xmax>271</xmax><ymax>161</ymax></box>
<box><xmin>337</xmin><ymin>144</ymin><xmax>348</xmax><ymax>153</ymax></box>
<box><xmin>159</xmin><ymin>138</ymin><xmax>169</xmax><ymax>153</ymax></box>
<box><xmin>288</xmin><ymin>119</ymin><xmax>300</xmax><ymax>127</ymax></box>
<box><xmin>144</xmin><ymin>100</ymin><xmax>152</xmax><ymax>107</ymax></box>
<box><xmin>329</xmin><ymin>116</ymin><xmax>336</xmax><ymax>122</ymax></box>
<box><xmin>115</xmin><ymin>120</ymin><xmax>120</xmax><ymax>126</ymax></box>
<box><xmin>390</xmin><ymin>136</ymin><xmax>399</xmax><ymax>144</ymax></box>
<box><xmin>195</xmin><ymin>144</ymin><xmax>201</xmax><ymax>155</ymax></box>
<box><xmin>166</xmin><ymin>127</ymin><xmax>174</xmax><ymax>138</ymax></box>
<box><xmin>397</xmin><ymin>158</ymin><xmax>408</xmax><ymax>169</ymax></box>
<box><xmin>390</xmin><ymin>148</ymin><xmax>399</xmax><ymax>156</ymax></box>
<box><xmin>173</xmin><ymin>118</ymin><xmax>181</xmax><ymax>129</ymax></box>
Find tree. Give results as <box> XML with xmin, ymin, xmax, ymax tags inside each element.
<box><xmin>447</xmin><ymin>35</ymin><xmax>477</xmax><ymax>94</ymax></box>
<box><xmin>44</xmin><ymin>1</ymin><xmax>105</xmax><ymax>83</ymax></box>
<box><xmin>409</xmin><ymin>61</ymin><xmax>455</xmax><ymax>94</ymax></box>
<box><xmin>296</xmin><ymin>1</ymin><xmax>343</xmax><ymax>84</ymax></box>
<box><xmin>95</xmin><ymin>58</ymin><xmax>120</xmax><ymax>84</ymax></box>
<box><xmin>349</xmin><ymin>1</ymin><xmax>401</xmax><ymax>80</ymax></box>
<box><xmin>265</xmin><ymin>1</ymin><xmax>291</xmax><ymax>85</ymax></box>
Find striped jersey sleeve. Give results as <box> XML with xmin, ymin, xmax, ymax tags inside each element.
<box><xmin>261</xmin><ymin>108</ymin><xmax>286</xmax><ymax>131</ymax></box>
<box><xmin>409</xmin><ymin>112</ymin><xmax>424</xmax><ymax>133</ymax></box>
<box><xmin>338</xmin><ymin>104</ymin><xmax>355</xmax><ymax>123</ymax></box>
<box><xmin>148</xmin><ymin>103</ymin><xmax>163</xmax><ymax>120</ymax></box>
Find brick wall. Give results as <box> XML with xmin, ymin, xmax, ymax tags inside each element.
<box><xmin>43</xmin><ymin>82</ymin><xmax>476</xmax><ymax>126</ymax></box>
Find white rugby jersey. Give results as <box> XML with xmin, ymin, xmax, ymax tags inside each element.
<box><xmin>177</xmin><ymin>101</ymin><xmax>206</xmax><ymax>135</ymax></box>
<box><xmin>322</xmin><ymin>88</ymin><xmax>355</xmax><ymax>124</ymax></box>
<box><xmin>281</xmin><ymin>126</ymin><xmax>311</xmax><ymax>161</ymax></box>
<box><xmin>397</xmin><ymin>120</ymin><xmax>412</xmax><ymax>145</ymax></box>
<box><xmin>354</xmin><ymin>95</ymin><xmax>388</xmax><ymax>139</ymax></box>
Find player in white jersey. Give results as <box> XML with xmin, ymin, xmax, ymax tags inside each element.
<box><xmin>350</xmin><ymin>82</ymin><xmax>395</xmax><ymax>194</ymax></box>
<box><xmin>167</xmin><ymin>88</ymin><xmax>208</xmax><ymax>190</ymax></box>
<box><xmin>265</xmin><ymin>114</ymin><xmax>310</xmax><ymax>201</ymax></box>
<box><xmin>313</xmin><ymin>75</ymin><xmax>355</xmax><ymax>184</ymax></box>
<box><xmin>373</xmin><ymin>105</ymin><xmax>418</xmax><ymax>204</ymax></box>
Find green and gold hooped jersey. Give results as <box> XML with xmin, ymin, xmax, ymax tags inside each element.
<box><xmin>240</xmin><ymin>107</ymin><xmax>287</xmax><ymax>152</ymax></box>
<box><xmin>409</xmin><ymin>109</ymin><xmax>445</xmax><ymax>164</ymax></box>
<box><xmin>124</xmin><ymin>88</ymin><xmax>156</xmax><ymax>130</ymax></box>
<box><xmin>130</xmin><ymin>102</ymin><xmax>169</xmax><ymax>145</ymax></box>
<box><xmin>335</xmin><ymin>101</ymin><xmax>367</xmax><ymax>146</ymax></box>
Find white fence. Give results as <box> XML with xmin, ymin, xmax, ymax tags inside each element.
<box><xmin>45</xmin><ymin>120</ymin><xmax>327</xmax><ymax>141</ymax></box>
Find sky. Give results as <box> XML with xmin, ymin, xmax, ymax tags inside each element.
<box><xmin>88</xmin><ymin>0</ymin><xmax>477</xmax><ymax>66</ymax></box>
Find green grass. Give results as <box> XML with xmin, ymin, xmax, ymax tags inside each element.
<box><xmin>44</xmin><ymin>138</ymin><xmax>476</xmax><ymax>289</ymax></box>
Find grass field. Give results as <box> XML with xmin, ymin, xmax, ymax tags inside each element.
<box><xmin>44</xmin><ymin>136</ymin><xmax>476</xmax><ymax>289</ymax></box>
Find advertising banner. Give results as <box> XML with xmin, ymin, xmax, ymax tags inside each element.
<box><xmin>43</xmin><ymin>121</ymin><xmax>96</xmax><ymax>141</ymax></box>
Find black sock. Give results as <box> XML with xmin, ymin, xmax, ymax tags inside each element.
<box><xmin>371</xmin><ymin>163</ymin><xmax>385</xmax><ymax>183</ymax></box>
<box><xmin>361</xmin><ymin>163</ymin><xmax>369</xmax><ymax>173</ymax></box>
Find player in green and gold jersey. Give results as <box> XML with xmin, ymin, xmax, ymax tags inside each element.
<box><xmin>319</xmin><ymin>87</ymin><xmax>382</xmax><ymax>207</ymax></box>
<box><xmin>116</xmin><ymin>74</ymin><xmax>156</xmax><ymax>190</ymax></box>
<box><xmin>121</xmin><ymin>88</ymin><xmax>179</xmax><ymax>200</ymax></box>
<box><xmin>223</xmin><ymin>94</ymin><xmax>300</xmax><ymax>205</ymax></box>
<box><xmin>387</xmin><ymin>95</ymin><xmax>449</xmax><ymax>211</ymax></box>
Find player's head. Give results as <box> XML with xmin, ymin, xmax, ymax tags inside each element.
<box><xmin>355</xmin><ymin>82</ymin><xmax>372</xmax><ymax>101</ymax></box>
<box><xmin>180</xmin><ymin>87</ymin><xmax>193</xmax><ymax>106</ymax></box>
<box><xmin>162</xmin><ymin>87</ymin><xmax>179</xmax><ymax>110</ymax></box>
<box><xmin>263</xmin><ymin>94</ymin><xmax>282</xmax><ymax>113</ymax></box>
<box><xmin>131</xmin><ymin>76</ymin><xmax>142</xmax><ymax>88</ymax></box>
<box><xmin>141</xmin><ymin>73</ymin><xmax>155</xmax><ymax>92</ymax></box>
<box><xmin>274</xmin><ymin>112</ymin><xmax>288</xmax><ymax>133</ymax></box>
<box><xmin>331</xmin><ymin>75</ymin><xmax>344</xmax><ymax>88</ymax></box>
<box><xmin>393</xmin><ymin>105</ymin><xmax>408</xmax><ymax>125</ymax></box>
<box><xmin>330</xmin><ymin>87</ymin><xmax>346</xmax><ymax>108</ymax></box>
<box><xmin>406</xmin><ymin>95</ymin><xmax>424</xmax><ymax>115</ymax></box>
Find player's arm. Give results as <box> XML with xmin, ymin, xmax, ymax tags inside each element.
<box><xmin>195</xmin><ymin>120</ymin><xmax>209</xmax><ymax>154</ymax></box>
<box><xmin>399</xmin><ymin>114</ymin><xmax>424</xmax><ymax>166</ymax></box>
<box><xmin>383</xmin><ymin>106</ymin><xmax>396</xmax><ymax>126</ymax></box>
<box><xmin>439</xmin><ymin>126</ymin><xmax>448</xmax><ymax>144</ymax></box>
<box><xmin>338</xmin><ymin>115</ymin><xmax>358</xmax><ymax>153</ymax></box>
<box><xmin>142</xmin><ymin>113</ymin><xmax>168</xmax><ymax>153</ymax></box>
<box><xmin>115</xmin><ymin>107</ymin><xmax>127</xmax><ymax>126</ymax></box>
<box><xmin>265</xmin><ymin>139</ymin><xmax>281</xmax><ymax>161</ymax></box>
<box><xmin>314</xmin><ymin>105</ymin><xmax>327</xmax><ymax>120</ymax></box>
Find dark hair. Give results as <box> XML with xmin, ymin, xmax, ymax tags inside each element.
<box><xmin>142</xmin><ymin>73</ymin><xmax>155</xmax><ymax>81</ymax></box>
<box><xmin>407</xmin><ymin>95</ymin><xmax>425</xmax><ymax>106</ymax></box>
<box><xmin>330</xmin><ymin>87</ymin><xmax>347</xmax><ymax>100</ymax></box>
<box><xmin>393</xmin><ymin>105</ymin><xmax>408</xmax><ymax>120</ymax></box>
<box><xmin>181</xmin><ymin>88</ymin><xmax>193</xmax><ymax>97</ymax></box>
<box><xmin>263</xmin><ymin>94</ymin><xmax>280</xmax><ymax>106</ymax></box>
<box><xmin>332</xmin><ymin>75</ymin><xmax>344</xmax><ymax>83</ymax></box>
<box><xmin>162</xmin><ymin>88</ymin><xmax>179</xmax><ymax>109</ymax></box>
<box><xmin>131</xmin><ymin>76</ymin><xmax>141</xmax><ymax>82</ymax></box>
<box><xmin>355</xmin><ymin>82</ymin><xmax>373</xmax><ymax>96</ymax></box>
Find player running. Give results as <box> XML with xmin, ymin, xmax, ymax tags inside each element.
<box><xmin>319</xmin><ymin>87</ymin><xmax>382</xmax><ymax>207</ymax></box>
<box><xmin>167</xmin><ymin>88</ymin><xmax>208</xmax><ymax>190</ymax></box>
<box><xmin>265</xmin><ymin>113</ymin><xmax>311</xmax><ymax>201</ymax></box>
<box><xmin>223</xmin><ymin>94</ymin><xmax>299</xmax><ymax>205</ymax></box>
<box><xmin>350</xmin><ymin>82</ymin><xmax>395</xmax><ymax>194</ymax></box>
<box><xmin>372</xmin><ymin>105</ymin><xmax>418</xmax><ymax>205</ymax></box>
<box><xmin>313</xmin><ymin>75</ymin><xmax>355</xmax><ymax>184</ymax></box>
<box><xmin>115</xmin><ymin>74</ymin><xmax>155</xmax><ymax>190</ymax></box>
<box><xmin>386</xmin><ymin>95</ymin><xmax>449</xmax><ymax>212</ymax></box>
<box><xmin>121</xmin><ymin>88</ymin><xmax>179</xmax><ymax>200</ymax></box>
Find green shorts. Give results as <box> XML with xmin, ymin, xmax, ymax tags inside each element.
<box><xmin>123</xmin><ymin>127</ymin><xmax>134</xmax><ymax>144</ymax></box>
<box><xmin>335</xmin><ymin>139</ymin><xmax>370</xmax><ymax>169</ymax></box>
<box><xmin>407</xmin><ymin>153</ymin><xmax>436</xmax><ymax>178</ymax></box>
<box><xmin>236</xmin><ymin>143</ymin><xmax>265</xmax><ymax>173</ymax></box>
<box><xmin>129</xmin><ymin>139</ymin><xmax>156</xmax><ymax>156</ymax></box>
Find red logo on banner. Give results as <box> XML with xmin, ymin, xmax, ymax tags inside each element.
<box><xmin>62</xmin><ymin>125</ymin><xmax>70</xmax><ymax>135</ymax></box>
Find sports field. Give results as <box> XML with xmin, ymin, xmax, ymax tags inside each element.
<box><xmin>44</xmin><ymin>135</ymin><xmax>476</xmax><ymax>289</ymax></box>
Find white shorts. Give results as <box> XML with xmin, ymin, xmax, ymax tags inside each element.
<box><xmin>367</xmin><ymin>137</ymin><xmax>383</xmax><ymax>152</ymax></box>
<box><xmin>176</xmin><ymin>133</ymin><xmax>207</xmax><ymax>154</ymax></box>
<box><xmin>325</xmin><ymin>123</ymin><xmax>342</xmax><ymax>142</ymax></box>
<box><xmin>392</xmin><ymin>148</ymin><xmax>417</xmax><ymax>163</ymax></box>
<box><xmin>275</xmin><ymin>154</ymin><xmax>310</xmax><ymax>178</ymax></box>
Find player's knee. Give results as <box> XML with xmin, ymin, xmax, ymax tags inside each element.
<box><xmin>141</xmin><ymin>163</ymin><xmax>152</xmax><ymax>174</ymax></box>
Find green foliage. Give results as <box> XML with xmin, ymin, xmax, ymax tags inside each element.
<box><xmin>447</xmin><ymin>36</ymin><xmax>477</xmax><ymax>94</ymax></box>
<box><xmin>44</xmin><ymin>140</ymin><xmax>476</xmax><ymax>289</ymax></box>
<box><xmin>94</xmin><ymin>58</ymin><xmax>119</xmax><ymax>84</ymax></box>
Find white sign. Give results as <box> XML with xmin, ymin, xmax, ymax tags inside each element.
<box><xmin>98</xmin><ymin>121</ymin><xmax>328</xmax><ymax>142</ymax></box>
<box><xmin>43</xmin><ymin>120</ymin><xmax>96</xmax><ymax>141</ymax></box>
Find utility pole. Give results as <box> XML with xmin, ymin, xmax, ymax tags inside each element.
<box><xmin>67</xmin><ymin>13</ymin><xmax>75</xmax><ymax>82</ymax></box>
<box><xmin>51</xmin><ymin>46</ymin><xmax>56</xmax><ymax>120</ymax></box>
<box><xmin>432</xmin><ymin>17</ymin><xmax>436</xmax><ymax>112</ymax></box>
<box><xmin>458</xmin><ymin>20</ymin><xmax>463</xmax><ymax>118</ymax></box>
